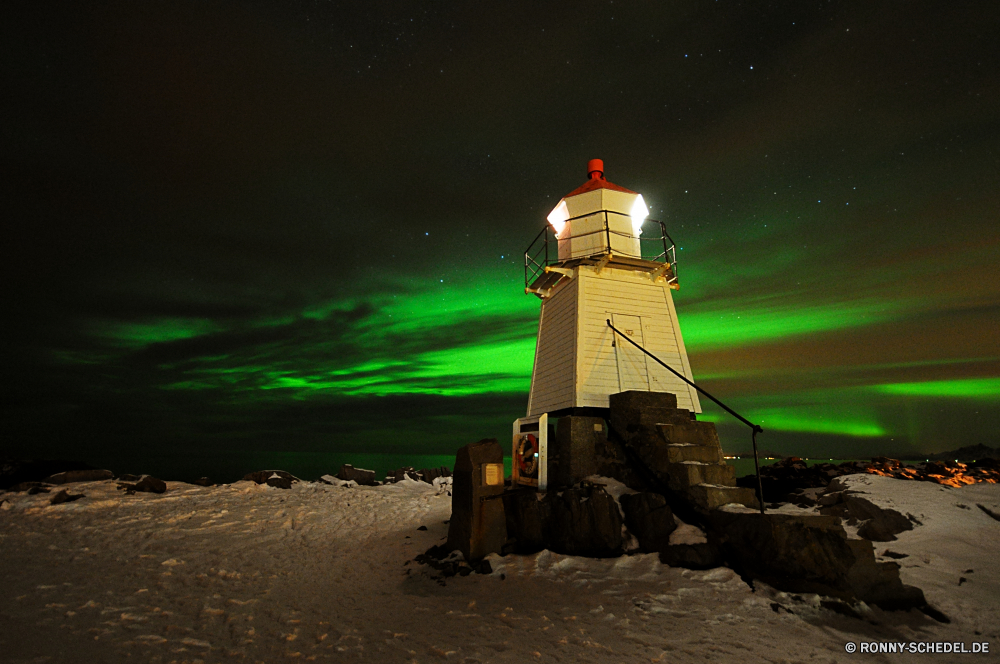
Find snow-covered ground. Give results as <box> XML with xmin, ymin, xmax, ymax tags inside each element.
<box><xmin>0</xmin><ymin>474</ymin><xmax>997</xmax><ymax>663</ymax></box>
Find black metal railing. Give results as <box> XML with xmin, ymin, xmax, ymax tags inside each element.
<box><xmin>524</xmin><ymin>211</ymin><xmax>677</xmax><ymax>290</ymax></box>
<box><xmin>606</xmin><ymin>319</ymin><xmax>767</xmax><ymax>515</ymax></box>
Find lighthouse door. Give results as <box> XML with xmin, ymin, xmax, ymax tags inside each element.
<box><xmin>612</xmin><ymin>313</ymin><xmax>650</xmax><ymax>392</ymax></box>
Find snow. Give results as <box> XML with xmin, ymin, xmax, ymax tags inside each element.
<box><xmin>0</xmin><ymin>475</ymin><xmax>997</xmax><ymax>662</ymax></box>
<box><xmin>834</xmin><ymin>474</ymin><xmax>1000</xmax><ymax>635</ymax></box>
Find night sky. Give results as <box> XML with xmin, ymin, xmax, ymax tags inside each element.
<box><xmin>3</xmin><ymin>1</ymin><xmax>998</xmax><ymax>477</ymax></box>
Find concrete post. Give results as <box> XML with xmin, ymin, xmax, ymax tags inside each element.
<box><xmin>446</xmin><ymin>439</ymin><xmax>507</xmax><ymax>561</ymax></box>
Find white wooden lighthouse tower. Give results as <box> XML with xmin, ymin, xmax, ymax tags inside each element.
<box><xmin>525</xmin><ymin>159</ymin><xmax>701</xmax><ymax>417</ymax></box>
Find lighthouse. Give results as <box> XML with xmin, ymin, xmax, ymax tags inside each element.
<box><xmin>512</xmin><ymin>160</ymin><xmax>703</xmax><ymax>491</ymax></box>
<box><xmin>526</xmin><ymin>160</ymin><xmax>700</xmax><ymax>416</ymax></box>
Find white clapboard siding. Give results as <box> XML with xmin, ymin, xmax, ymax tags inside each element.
<box><xmin>576</xmin><ymin>268</ymin><xmax>701</xmax><ymax>412</ymax></box>
<box><xmin>526</xmin><ymin>277</ymin><xmax>579</xmax><ymax>416</ymax></box>
<box><xmin>527</xmin><ymin>263</ymin><xmax>702</xmax><ymax>416</ymax></box>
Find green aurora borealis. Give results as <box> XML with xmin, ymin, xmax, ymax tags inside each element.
<box><xmin>3</xmin><ymin>1</ymin><xmax>998</xmax><ymax>477</ymax></box>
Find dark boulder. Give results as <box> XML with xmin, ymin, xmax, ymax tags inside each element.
<box><xmin>191</xmin><ymin>477</ymin><xmax>214</xmax><ymax>487</ymax></box>
<box><xmin>117</xmin><ymin>476</ymin><xmax>168</xmax><ymax>494</ymax></box>
<box><xmin>1</xmin><ymin>458</ymin><xmax>97</xmax><ymax>490</ymax></box>
<box><xmin>817</xmin><ymin>489</ymin><xmax>915</xmax><ymax>541</ymax></box>
<box><xmin>659</xmin><ymin>542</ymin><xmax>723</xmax><ymax>570</ymax></box>
<box><xmin>543</xmin><ymin>483</ymin><xmax>623</xmax><ymax>557</ymax></box>
<box><xmin>384</xmin><ymin>467</ymin><xmax>420</xmax><ymax>484</ymax></box>
<box><xmin>417</xmin><ymin>466</ymin><xmax>452</xmax><ymax>483</ymax></box>
<box><xmin>50</xmin><ymin>489</ymin><xmax>84</xmax><ymax>505</ymax></box>
<box><xmin>620</xmin><ymin>492</ymin><xmax>677</xmax><ymax>553</ymax></box>
<box><xmin>243</xmin><ymin>470</ymin><xmax>299</xmax><ymax>489</ymax></box>
<box><xmin>9</xmin><ymin>482</ymin><xmax>52</xmax><ymax>493</ymax></box>
<box><xmin>502</xmin><ymin>482</ymin><xmax>624</xmax><ymax>557</ymax></box>
<box><xmin>337</xmin><ymin>464</ymin><xmax>377</xmax><ymax>486</ymax></box>
<box><xmin>135</xmin><ymin>476</ymin><xmax>167</xmax><ymax>493</ymax></box>
<box><xmin>710</xmin><ymin>511</ymin><xmax>927</xmax><ymax>610</ymax></box>
<box><xmin>502</xmin><ymin>488</ymin><xmax>549</xmax><ymax>553</ymax></box>
<box><xmin>44</xmin><ymin>469</ymin><xmax>114</xmax><ymax>485</ymax></box>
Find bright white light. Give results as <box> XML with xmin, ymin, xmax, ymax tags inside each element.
<box><xmin>547</xmin><ymin>200</ymin><xmax>569</xmax><ymax>236</ymax></box>
<box><xmin>630</xmin><ymin>194</ymin><xmax>648</xmax><ymax>236</ymax></box>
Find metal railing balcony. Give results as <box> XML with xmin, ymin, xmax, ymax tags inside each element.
<box><xmin>524</xmin><ymin>211</ymin><xmax>678</xmax><ymax>292</ymax></box>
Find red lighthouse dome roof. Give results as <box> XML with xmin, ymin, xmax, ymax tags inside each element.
<box><xmin>564</xmin><ymin>177</ymin><xmax>638</xmax><ymax>198</ymax></box>
<box><xmin>564</xmin><ymin>159</ymin><xmax>637</xmax><ymax>197</ymax></box>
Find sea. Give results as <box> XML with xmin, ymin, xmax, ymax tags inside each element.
<box><xmin>94</xmin><ymin>448</ymin><xmax>927</xmax><ymax>486</ymax></box>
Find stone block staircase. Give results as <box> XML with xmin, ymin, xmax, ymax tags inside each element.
<box><xmin>608</xmin><ymin>391</ymin><xmax>759</xmax><ymax>512</ymax></box>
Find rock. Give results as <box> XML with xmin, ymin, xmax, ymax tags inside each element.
<box><xmin>337</xmin><ymin>464</ymin><xmax>377</xmax><ymax>486</ymax></box>
<box><xmin>543</xmin><ymin>483</ymin><xmax>623</xmax><ymax>557</ymax></box>
<box><xmin>620</xmin><ymin>492</ymin><xmax>677</xmax><ymax>553</ymax></box>
<box><xmin>417</xmin><ymin>466</ymin><xmax>452</xmax><ymax>483</ymax></box>
<box><xmin>710</xmin><ymin>511</ymin><xmax>926</xmax><ymax>610</ymax></box>
<box><xmin>242</xmin><ymin>470</ymin><xmax>300</xmax><ymax>489</ymax></box>
<box><xmin>843</xmin><ymin>495</ymin><xmax>914</xmax><ymax>541</ymax></box>
<box><xmin>503</xmin><ymin>482</ymin><xmax>625</xmax><ymax>557</ymax></box>
<box><xmin>117</xmin><ymin>474</ymin><xmax>142</xmax><ymax>482</ymax></box>
<box><xmin>789</xmin><ymin>487</ymin><xmax>825</xmax><ymax>507</ymax></box>
<box><xmin>501</xmin><ymin>488</ymin><xmax>548</xmax><ymax>553</ymax></box>
<box><xmin>0</xmin><ymin>458</ymin><xmax>97</xmax><ymax>490</ymax></box>
<box><xmin>134</xmin><ymin>476</ymin><xmax>167</xmax><ymax>493</ymax></box>
<box><xmin>44</xmin><ymin>469</ymin><xmax>114</xmax><ymax>485</ymax></box>
<box><xmin>659</xmin><ymin>542</ymin><xmax>723</xmax><ymax>569</ymax></box>
<box><xmin>9</xmin><ymin>481</ymin><xmax>52</xmax><ymax>493</ymax></box>
<box><xmin>384</xmin><ymin>467</ymin><xmax>420</xmax><ymax>484</ymax></box>
<box><xmin>266</xmin><ymin>475</ymin><xmax>292</xmax><ymax>489</ymax></box>
<box><xmin>117</xmin><ymin>475</ymin><xmax>168</xmax><ymax>495</ymax></box>
<box><xmin>925</xmin><ymin>444</ymin><xmax>999</xmax><ymax>462</ymax></box>
<box><xmin>49</xmin><ymin>489</ymin><xmax>84</xmax><ymax>505</ymax></box>
<box><xmin>817</xmin><ymin>489</ymin><xmax>915</xmax><ymax>541</ymax></box>
<box><xmin>191</xmin><ymin>477</ymin><xmax>214</xmax><ymax>487</ymax></box>
<box><xmin>319</xmin><ymin>475</ymin><xmax>357</xmax><ymax>488</ymax></box>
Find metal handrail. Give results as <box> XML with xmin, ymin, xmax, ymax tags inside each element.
<box><xmin>606</xmin><ymin>319</ymin><xmax>766</xmax><ymax>515</ymax></box>
<box><xmin>524</xmin><ymin>215</ymin><xmax>677</xmax><ymax>289</ymax></box>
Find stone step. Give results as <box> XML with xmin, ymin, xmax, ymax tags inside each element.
<box><xmin>612</xmin><ymin>407</ymin><xmax>693</xmax><ymax>434</ymax></box>
<box><xmin>656</xmin><ymin>422</ymin><xmax>722</xmax><ymax>448</ymax></box>
<box><xmin>688</xmin><ymin>484</ymin><xmax>760</xmax><ymax>511</ymax></box>
<box><xmin>664</xmin><ymin>461</ymin><xmax>736</xmax><ymax>491</ymax></box>
<box><xmin>664</xmin><ymin>443</ymin><xmax>723</xmax><ymax>464</ymax></box>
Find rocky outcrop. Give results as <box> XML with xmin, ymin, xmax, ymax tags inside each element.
<box><xmin>710</xmin><ymin>511</ymin><xmax>926</xmax><ymax>611</ymax></box>
<box><xmin>659</xmin><ymin>543</ymin><xmax>723</xmax><ymax>570</ymax></box>
<box><xmin>545</xmin><ymin>483</ymin><xmax>623</xmax><ymax>557</ymax></box>
<box><xmin>417</xmin><ymin>466</ymin><xmax>452</xmax><ymax>483</ymax></box>
<box><xmin>118</xmin><ymin>476</ymin><xmax>168</xmax><ymax>495</ymax></box>
<box><xmin>49</xmin><ymin>489</ymin><xmax>85</xmax><ymax>505</ymax></box>
<box><xmin>926</xmin><ymin>444</ymin><xmax>999</xmax><ymax>462</ymax></box>
<box><xmin>816</xmin><ymin>484</ymin><xmax>917</xmax><ymax>542</ymax></box>
<box><xmin>44</xmin><ymin>469</ymin><xmax>114</xmax><ymax>485</ymax></box>
<box><xmin>337</xmin><ymin>464</ymin><xmax>377</xmax><ymax>486</ymax></box>
<box><xmin>739</xmin><ymin>456</ymin><xmax>1000</xmax><ymax>503</ymax></box>
<box><xmin>243</xmin><ymin>470</ymin><xmax>299</xmax><ymax>489</ymax></box>
<box><xmin>384</xmin><ymin>466</ymin><xmax>452</xmax><ymax>484</ymax></box>
<box><xmin>620</xmin><ymin>492</ymin><xmax>676</xmax><ymax>553</ymax></box>
<box><xmin>1</xmin><ymin>458</ymin><xmax>98</xmax><ymax>490</ymax></box>
<box><xmin>503</xmin><ymin>482</ymin><xmax>622</xmax><ymax>557</ymax></box>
